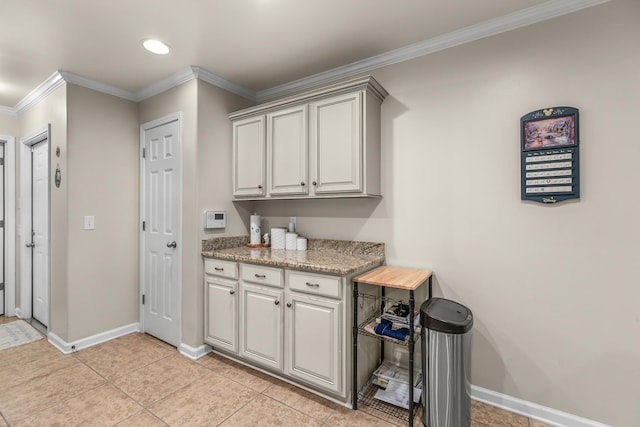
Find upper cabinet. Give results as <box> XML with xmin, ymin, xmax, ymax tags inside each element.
<box><xmin>232</xmin><ymin>116</ymin><xmax>266</xmax><ymax>197</ymax></box>
<box><xmin>230</xmin><ymin>76</ymin><xmax>387</xmax><ymax>200</ymax></box>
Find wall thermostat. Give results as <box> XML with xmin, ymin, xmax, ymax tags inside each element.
<box><xmin>204</xmin><ymin>210</ymin><xmax>226</xmax><ymax>229</ymax></box>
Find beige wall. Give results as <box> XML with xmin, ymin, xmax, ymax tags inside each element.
<box><xmin>18</xmin><ymin>85</ymin><xmax>69</xmax><ymax>339</ymax></box>
<box><xmin>256</xmin><ymin>2</ymin><xmax>640</xmax><ymax>426</ymax></box>
<box><xmin>0</xmin><ymin>114</ymin><xmax>18</xmax><ymax>136</ymax></box>
<box><xmin>65</xmin><ymin>84</ymin><xmax>139</xmax><ymax>341</ymax></box>
<box><xmin>138</xmin><ymin>80</ymin><xmax>253</xmax><ymax>347</ymax></box>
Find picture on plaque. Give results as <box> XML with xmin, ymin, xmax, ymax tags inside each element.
<box><xmin>520</xmin><ymin>107</ymin><xmax>580</xmax><ymax>204</ymax></box>
<box><xmin>523</xmin><ymin>113</ymin><xmax>576</xmax><ymax>150</ymax></box>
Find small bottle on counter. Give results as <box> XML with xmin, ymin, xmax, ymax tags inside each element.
<box><xmin>263</xmin><ymin>233</ymin><xmax>270</xmax><ymax>246</ymax></box>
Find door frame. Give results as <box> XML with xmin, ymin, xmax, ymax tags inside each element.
<box><xmin>139</xmin><ymin>112</ymin><xmax>183</xmax><ymax>343</ymax></box>
<box><xmin>0</xmin><ymin>135</ymin><xmax>16</xmax><ymax>317</ymax></box>
<box><xmin>19</xmin><ymin>125</ymin><xmax>50</xmax><ymax>321</ymax></box>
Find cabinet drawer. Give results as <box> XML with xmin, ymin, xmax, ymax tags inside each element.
<box><xmin>204</xmin><ymin>258</ymin><xmax>238</xmax><ymax>280</ymax></box>
<box><xmin>289</xmin><ymin>271</ymin><xmax>341</xmax><ymax>299</ymax></box>
<box><xmin>241</xmin><ymin>263</ymin><xmax>283</xmax><ymax>288</ymax></box>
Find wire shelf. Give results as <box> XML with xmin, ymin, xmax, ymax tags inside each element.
<box><xmin>357</xmin><ymin>379</ymin><xmax>422</xmax><ymax>424</ymax></box>
<box><xmin>357</xmin><ymin>311</ymin><xmax>420</xmax><ymax>347</ymax></box>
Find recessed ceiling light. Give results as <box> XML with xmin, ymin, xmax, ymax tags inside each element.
<box><xmin>142</xmin><ymin>39</ymin><xmax>170</xmax><ymax>55</ymax></box>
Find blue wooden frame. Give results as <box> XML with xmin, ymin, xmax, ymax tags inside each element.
<box><xmin>521</xmin><ymin>106</ymin><xmax>580</xmax><ymax>204</ymax></box>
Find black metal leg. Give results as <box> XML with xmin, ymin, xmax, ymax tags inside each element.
<box><xmin>380</xmin><ymin>286</ymin><xmax>385</xmax><ymax>363</ymax></box>
<box><xmin>408</xmin><ymin>289</ymin><xmax>415</xmax><ymax>427</ymax></box>
<box><xmin>352</xmin><ymin>281</ymin><xmax>359</xmax><ymax>410</ymax></box>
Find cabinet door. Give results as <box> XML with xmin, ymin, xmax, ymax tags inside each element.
<box><xmin>233</xmin><ymin>116</ymin><xmax>266</xmax><ymax>197</ymax></box>
<box><xmin>268</xmin><ymin>105</ymin><xmax>308</xmax><ymax>195</ymax></box>
<box><xmin>310</xmin><ymin>92</ymin><xmax>362</xmax><ymax>194</ymax></box>
<box><xmin>286</xmin><ymin>292</ymin><xmax>342</xmax><ymax>394</ymax></box>
<box><xmin>204</xmin><ymin>277</ymin><xmax>238</xmax><ymax>353</ymax></box>
<box><xmin>240</xmin><ymin>282</ymin><xmax>284</xmax><ymax>371</ymax></box>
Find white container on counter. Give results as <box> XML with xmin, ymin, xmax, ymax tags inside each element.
<box><xmin>296</xmin><ymin>237</ymin><xmax>307</xmax><ymax>251</ymax></box>
<box><xmin>271</xmin><ymin>228</ymin><xmax>286</xmax><ymax>250</ymax></box>
<box><xmin>285</xmin><ymin>232</ymin><xmax>298</xmax><ymax>250</ymax></box>
<box><xmin>250</xmin><ymin>214</ymin><xmax>261</xmax><ymax>245</ymax></box>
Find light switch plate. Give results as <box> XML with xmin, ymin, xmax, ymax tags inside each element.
<box><xmin>84</xmin><ymin>215</ymin><xmax>95</xmax><ymax>230</ymax></box>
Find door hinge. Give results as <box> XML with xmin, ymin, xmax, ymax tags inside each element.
<box><xmin>0</xmin><ymin>220</ymin><xmax>4</xmax><ymax>228</ymax></box>
<box><xmin>0</xmin><ymin>158</ymin><xmax>4</xmax><ymax>166</ymax></box>
<box><xmin>142</xmin><ymin>294</ymin><xmax>145</xmax><ymax>305</ymax></box>
<box><xmin>142</xmin><ymin>221</ymin><xmax>146</xmax><ymax>231</ymax></box>
<box><xmin>0</xmin><ymin>283</ymin><xmax>4</xmax><ymax>291</ymax></box>
<box><xmin>142</xmin><ymin>147</ymin><xmax>146</xmax><ymax>158</ymax></box>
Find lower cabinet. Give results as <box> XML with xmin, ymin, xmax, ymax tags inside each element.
<box><xmin>205</xmin><ymin>278</ymin><xmax>238</xmax><ymax>353</ymax></box>
<box><xmin>286</xmin><ymin>291</ymin><xmax>342</xmax><ymax>394</ymax></box>
<box><xmin>204</xmin><ymin>259</ymin><xmax>354</xmax><ymax>399</ymax></box>
<box><xmin>239</xmin><ymin>281</ymin><xmax>284</xmax><ymax>370</ymax></box>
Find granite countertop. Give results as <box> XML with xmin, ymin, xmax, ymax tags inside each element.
<box><xmin>202</xmin><ymin>236</ymin><xmax>385</xmax><ymax>275</ymax></box>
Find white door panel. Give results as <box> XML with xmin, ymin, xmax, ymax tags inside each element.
<box><xmin>32</xmin><ymin>141</ymin><xmax>49</xmax><ymax>326</ymax></box>
<box><xmin>0</xmin><ymin>143</ymin><xmax>4</xmax><ymax>316</ymax></box>
<box><xmin>142</xmin><ymin>118</ymin><xmax>181</xmax><ymax>346</ymax></box>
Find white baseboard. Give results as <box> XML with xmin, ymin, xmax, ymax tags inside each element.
<box><xmin>471</xmin><ymin>385</ymin><xmax>610</xmax><ymax>427</ymax></box>
<box><xmin>48</xmin><ymin>323</ymin><xmax>141</xmax><ymax>354</ymax></box>
<box><xmin>178</xmin><ymin>343</ymin><xmax>212</xmax><ymax>360</ymax></box>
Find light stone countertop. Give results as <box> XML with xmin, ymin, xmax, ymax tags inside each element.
<box><xmin>202</xmin><ymin>236</ymin><xmax>384</xmax><ymax>275</ymax></box>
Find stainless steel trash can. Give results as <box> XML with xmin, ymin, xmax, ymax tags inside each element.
<box><xmin>420</xmin><ymin>297</ymin><xmax>473</xmax><ymax>427</ymax></box>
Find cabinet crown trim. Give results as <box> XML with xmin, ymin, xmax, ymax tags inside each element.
<box><xmin>228</xmin><ymin>75</ymin><xmax>387</xmax><ymax>120</ymax></box>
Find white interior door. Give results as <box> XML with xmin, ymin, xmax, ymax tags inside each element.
<box><xmin>142</xmin><ymin>117</ymin><xmax>181</xmax><ymax>347</ymax></box>
<box><xmin>31</xmin><ymin>140</ymin><xmax>49</xmax><ymax>326</ymax></box>
<box><xmin>0</xmin><ymin>143</ymin><xmax>4</xmax><ymax>316</ymax></box>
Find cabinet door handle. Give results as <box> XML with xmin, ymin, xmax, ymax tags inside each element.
<box><xmin>305</xmin><ymin>282</ymin><xmax>320</xmax><ymax>287</ymax></box>
<box><xmin>229</xmin><ymin>289</ymin><xmax>235</xmax><ymax>295</ymax></box>
<box><xmin>258</xmin><ymin>184</ymin><xmax>263</xmax><ymax>189</ymax></box>
<box><xmin>214</xmin><ymin>267</ymin><xmax>224</xmax><ymax>271</ymax></box>
<box><xmin>274</xmin><ymin>300</ymin><xmax>280</xmax><ymax>305</ymax></box>
<box><xmin>301</xmin><ymin>182</ymin><xmax>305</xmax><ymax>186</ymax></box>
<box><xmin>286</xmin><ymin>302</ymin><xmax>292</xmax><ymax>308</ymax></box>
<box><xmin>312</xmin><ymin>181</ymin><xmax>317</xmax><ymax>186</ymax></box>
<box><xmin>254</xmin><ymin>274</ymin><xmax>266</xmax><ymax>279</ymax></box>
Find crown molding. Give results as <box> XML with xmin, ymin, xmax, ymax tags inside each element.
<box><xmin>13</xmin><ymin>71</ymin><xmax>66</xmax><ymax>115</ymax></box>
<box><xmin>1</xmin><ymin>0</ymin><xmax>609</xmax><ymax>113</ymax></box>
<box><xmin>60</xmin><ymin>71</ymin><xmax>137</xmax><ymax>102</ymax></box>
<box><xmin>190</xmin><ymin>66</ymin><xmax>256</xmax><ymax>101</ymax></box>
<box><xmin>132</xmin><ymin>67</ymin><xmax>198</xmax><ymax>102</ymax></box>
<box><xmin>0</xmin><ymin>106</ymin><xmax>17</xmax><ymax>117</ymax></box>
<box><xmin>256</xmin><ymin>0</ymin><xmax>610</xmax><ymax>102</ymax></box>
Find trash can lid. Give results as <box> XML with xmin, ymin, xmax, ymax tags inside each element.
<box><xmin>420</xmin><ymin>297</ymin><xmax>473</xmax><ymax>334</ymax></box>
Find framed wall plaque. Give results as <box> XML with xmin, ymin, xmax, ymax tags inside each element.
<box><xmin>521</xmin><ymin>106</ymin><xmax>580</xmax><ymax>204</ymax></box>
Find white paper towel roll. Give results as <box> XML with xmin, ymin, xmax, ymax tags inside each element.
<box><xmin>285</xmin><ymin>232</ymin><xmax>298</xmax><ymax>250</ymax></box>
<box><xmin>250</xmin><ymin>214</ymin><xmax>261</xmax><ymax>245</ymax></box>
<box><xmin>296</xmin><ymin>237</ymin><xmax>307</xmax><ymax>251</ymax></box>
<box><xmin>271</xmin><ymin>228</ymin><xmax>286</xmax><ymax>249</ymax></box>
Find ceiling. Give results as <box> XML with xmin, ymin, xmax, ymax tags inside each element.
<box><xmin>0</xmin><ymin>0</ymin><xmax>605</xmax><ymax>110</ymax></box>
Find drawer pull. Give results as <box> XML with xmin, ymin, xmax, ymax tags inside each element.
<box><xmin>229</xmin><ymin>289</ymin><xmax>235</xmax><ymax>295</ymax></box>
<box><xmin>214</xmin><ymin>267</ymin><xmax>224</xmax><ymax>271</ymax></box>
<box><xmin>254</xmin><ymin>274</ymin><xmax>266</xmax><ymax>279</ymax></box>
<box><xmin>305</xmin><ymin>282</ymin><xmax>320</xmax><ymax>287</ymax></box>
<box><xmin>274</xmin><ymin>300</ymin><xmax>280</xmax><ymax>306</ymax></box>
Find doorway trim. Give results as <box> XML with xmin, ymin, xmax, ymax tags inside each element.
<box><xmin>0</xmin><ymin>135</ymin><xmax>16</xmax><ymax>317</ymax></box>
<box><xmin>19</xmin><ymin>125</ymin><xmax>50</xmax><ymax>321</ymax></box>
<box><xmin>139</xmin><ymin>112</ymin><xmax>183</xmax><ymax>345</ymax></box>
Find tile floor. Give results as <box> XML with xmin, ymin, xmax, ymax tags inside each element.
<box><xmin>0</xmin><ymin>315</ymin><xmax>552</xmax><ymax>426</ymax></box>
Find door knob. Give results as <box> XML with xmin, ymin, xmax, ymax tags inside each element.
<box><xmin>26</xmin><ymin>242</ymin><xmax>34</xmax><ymax>248</ymax></box>
<box><xmin>167</xmin><ymin>241</ymin><xmax>177</xmax><ymax>248</ymax></box>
